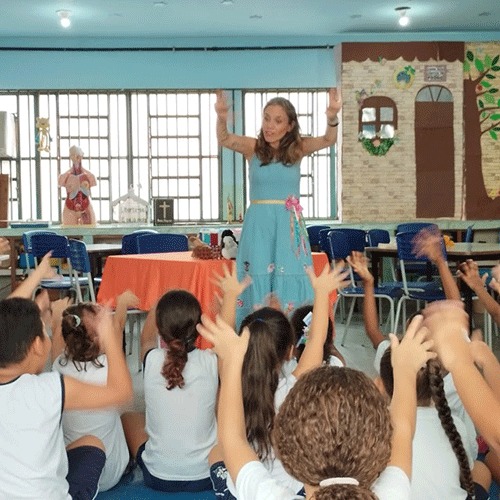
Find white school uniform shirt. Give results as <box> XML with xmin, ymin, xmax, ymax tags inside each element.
<box><xmin>227</xmin><ymin>370</ymin><xmax>303</xmax><ymax>497</ymax></box>
<box><xmin>235</xmin><ymin>461</ymin><xmax>410</xmax><ymax>500</ymax></box>
<box><xmin>0</xmin><ymin>372</ymin><xmax>71</xmax><ymax>500</ymax></box>
<box><xmin>141</xmin><ymin>347</ymin><xmax>218</xmax><ymax>481</ymax></box>
<box><xmin>53</xmin><ymin>354</ymin><xmax>129</xmax><ymax>491</ymax></box>
<box><xmin>410</xmin><ymin>407</ymin><xmax>474</xmax><ymax>500</ymax></box>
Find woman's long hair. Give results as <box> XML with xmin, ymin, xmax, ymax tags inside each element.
<box><xmin>156</xmin><ymin>290</ymin><xmax>201</xmax><ymax>390</ymax></box>
<box><xmin>273</xmin><ymin>366</ymin><xmax>391</xmax><ymax>499</ymax></box>
<box><xmin>255</xmin><ymin>97</ymin><xmax>302</xmax><ymax>166</ymax></box>
<box><xmin>380</xmin><ymin>349</ymin><xmax>475</xmax><ymax>498</ymax></box>
<box><xmin>60</xmin><ymin>303</ymin><xmax>103</xmax><ymax>371</ymax></box>
<box><xmin>239</xmin><ymin>307</ymin><xmax>294</xmax><ymax>461</ymax></box>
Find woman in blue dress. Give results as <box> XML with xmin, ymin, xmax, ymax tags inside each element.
<box><xmin>215</xmin><ymin>89</ymin><xmax>342</xmax><ymax>326</ymax></box>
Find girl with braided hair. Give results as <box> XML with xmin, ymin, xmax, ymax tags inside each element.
<box><xmin>379</xmin><ymin>348</ymin><xmax>490</xmax><ymax>499</ymax></box>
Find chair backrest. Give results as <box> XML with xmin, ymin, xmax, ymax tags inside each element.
<box><xmin>68</xmin><ymin>239</ymin><xmax>96</xmax><ymax>302</ymax></box>
<box><xmin>396</xmin><ymin>222</ymin><xmax>438</xmax><ymax>234</ymax></box>
<box><xmin>367</xmin><ymin>229</ymin><xmax>391</xmax><ymax>247</ymax></box>
<box><xmin>326</xmin><ymin>230</ymin><xmax>351</xmax><ymax>261</ymax></box>
<box><xmin>136</xmin><ymin>233</ymin><xmax>189</xmax><ymax>254</ymax></box>
<box><xmin>121</xmin><ymin>229</ymin><xmax>158</xmax><ymax>255</ymax></box>
<box><xmin>331</xmin><ymin>228</ymin><xmax>367</xmax><ymax>252</ymax></box>
<box><xmin>306</xmin><ymin>225</ymin><xmax>330</xmax><ymax>249</ymax></box>
<box><xmin>30</xmin><ymin>233</ymin><xmax>70</xmax><ymax>260</ymax></box>
<box><xmin>21</xmin><ymin>230</ymin><xmax>58</xmax><ymax>270</ymax></box>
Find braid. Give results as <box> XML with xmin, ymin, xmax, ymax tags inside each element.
<box><xmin>428</xmin><ymin>363</ymin><xmax>475</xmax><ymax>498</ymax></box>
<box><xmin>162</xmin><ymin>338</ymin><xmax>188</xmax><ymax>390</ymax></box>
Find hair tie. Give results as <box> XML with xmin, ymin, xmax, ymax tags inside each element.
<box><xmin>71</xmin><ymin>314</ymin><xmax>81</xmax><ymax>327</ymax></box>
<box><xmin>319</xmin><ymin>477</ymin><xmax>359</xmax><ymax>488</ymax></box>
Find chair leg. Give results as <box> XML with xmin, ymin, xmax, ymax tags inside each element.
<box><xmin>341</xmin><ymin>297</ymin><xmax>357</xmax><ymax>346</ymax></box>
<box><xmin>394</xmin><ymin>296</ymin><xmax>407</xmax><ymax>335</ymax></box>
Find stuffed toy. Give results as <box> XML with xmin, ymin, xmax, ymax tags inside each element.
<box><xmin>35</xmin><ymin>117</ymin><xmax>51</xmax><ymax>153</ymax></box>
<box><xmin>220</xmin><ymin>229</ymin><xmax>238</xmax><ymax>260</ymax></box>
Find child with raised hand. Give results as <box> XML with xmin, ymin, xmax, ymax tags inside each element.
<box><xmin>197</xmin><ymin>312</ymin><xmax>435</xmax><ymax>499</ymax></box>
<box><xmin>379</xmin><ymin>345</ymin><xmax>490</xmax><ymax>499</ymax></box>
<box><xmin>209</xmin><ymin>264</ymin><xmax>350</xmax><ymax>497</ymax></box>
<box><xmin>0</xmin><ymin>267</ymin><xmax>133</xmax><ymax>499</ymax></box>
<box><xmin>121</xmin><ymin>262</ymin><xmax>249</xmax><ymax>494</ymax></box>
<box><xmin>422</xmin><ymin>300</ymin><xmax>500</xmax><ymax>456</ymax></box>
<box><xmin>458</xmin><ymin>259</ymin><xmax>500</xmax><ymax>326</ymax></box>
<box><xmin>51</xmin><ymin>289</ymin><xmax>140</xmax><ymax>492</ymax></box>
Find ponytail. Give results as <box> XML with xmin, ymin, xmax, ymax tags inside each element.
<box><xmin>313</xmin><ymin>483</ymin><xmax>377</xmax><ymax>499</ymax></box>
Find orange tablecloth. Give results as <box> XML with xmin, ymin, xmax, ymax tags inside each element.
<box><xmin>97</xmin><ymin>251</ymin><xmax>334</xmax><ymax>348</ymax></box>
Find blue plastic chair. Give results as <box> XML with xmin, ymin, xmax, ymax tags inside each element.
<box><xmin>136</xmin><ymin>233</ymin><xmax>189</xmax><ymax>254</ymax></box>
<box><xmin>327</xmin><ymin>230</ymin><xmax>402</xmax><ymax>345</ymax></box>
<box><xmin>396</xmin><ymin>222</ymin><xmax>439</xmax><ymax>234</ymax></box>
<box><xmin>68</xmin><ymin>239</ymin><xmax>97</xmax><ymax>303</ymax></box>
<box><xmin>394</xmin><ymin>231</ymin><xmax>447</xmax><ymax>331</ymax></box>
<box><xmin>306</xmin><ymin>225</ymin><xmax>330</xmax><ymax>252</ymax></box>
<box><xmin>367</xmin><ymin>228</ymin><xmax>391</xmax><ymax>247</ymax></box>
<box><xmin>121</xmin><ymin>229</ymin><xmax>158</xmax><ymax>255</ymax></box>
<box><xmin>30</xmin><ymin>233</ymin><xmax>84</xmax><ymax>299</ymax></box>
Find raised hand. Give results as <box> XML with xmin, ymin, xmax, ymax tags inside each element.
<box><xmin>347</xmin><ymin>251</ymin><xmax>373</xmax><ymax>283</ymax></box>
<box><xmin>116</xmin><ymin>289</ymin><xmax>140</xmax><ymax>309</ymax></box>
<box><xmin>196</xmin><ymin>314</ymin><xmax>249</xmax><ymax>363</ymax></box>
<box><xmin>305</xmin><ymin>262</ymin><xmax>350</xmax><ymax>295</ymax></box>
<box><xmin>457</xmin><ymin>259</ymin><xmax>486</xmax><ymax>292</ymax></box>
<box><xmin>489</xmin><ymin>265</ymin><xmax>500</xmax><ymax>294</ymax></box>
<box><xmin>212</xmin><ymin>261</ymin><xmax>251</xmax><ymax>298</ymax></box>
<box><xmin>412</xmin><ymin>227</ymin><xmax>444</xmax><ymax>263</ymax></box>
<box><xmin>0</xmin><ymin>237</ymin><xmax>10</xmax><ymax>254</ymax></box>
<box><xmin>37</xmin><ymin>252</ymin><xmax>58</xmax><ymax>280</ymax></box>
<box><xmin>214</xmin><ymin>89</ymin><xmax>230</xmax><ymax>121</ymax></box>
<box><xmin>326</xmin><ymin>88</ymin><xmax>342</xmax><ymax>121</ymax></box>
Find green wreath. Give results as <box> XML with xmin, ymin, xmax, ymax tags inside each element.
<box><xmin>359</xmin><ymin>137</ymin><xmax>395</xmax><ymax>156</ymax></box>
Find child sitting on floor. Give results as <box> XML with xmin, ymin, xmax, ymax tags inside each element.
<box><xmin>121</xmin><ymin>263</ymin><xmax>249</xmax><ymax>493</ymax></box>
<box><xmin>0</xmin><ymin>253</ymin><xmax>133</xmax><ymax>499</ymax></box>
<box><xmin>52</xmin><ymin>290</ymin><xmax>140</xmax><ymax>492</ymax></box>
<box><xmin>197</xmin><ymin>311</ymin><xmax>435</xmax><ymax>499</ymax></box>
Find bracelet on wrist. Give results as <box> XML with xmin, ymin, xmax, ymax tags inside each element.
<box><xmin>327</xmin><ymin>117</ymin><xmax>339</xmax><ymax>127</ymax></box>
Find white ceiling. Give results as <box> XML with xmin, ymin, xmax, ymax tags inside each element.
<box><xmin>0</xmin><ymin>0</ymin><xmax>499</xmax><ymax>44</ymax></box>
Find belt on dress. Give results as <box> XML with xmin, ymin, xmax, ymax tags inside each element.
<box><xmin>251</xmin><ymin>199</ymin><xmax>285</xmax><ymax>204</ymax></box>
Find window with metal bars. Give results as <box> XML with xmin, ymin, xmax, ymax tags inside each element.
<box><xmin>0</xmin><ymin>88</ymin><xmax>334</xmax><ymax>223</ymax></box>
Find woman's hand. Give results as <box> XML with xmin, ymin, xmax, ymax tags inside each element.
<box><xmin>326</xmin><ymin>88</ymin><xmax>342</xmax><ymax>121</ymax></box>
<box><xmin>215</xmin><ymin>89</ymin><xmax>229</xmax><ymax>121</ymax></box>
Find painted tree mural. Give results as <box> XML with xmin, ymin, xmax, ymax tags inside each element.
<box><xmin>463</xmin><ymin>50</ymin><xmax>500</xmax><ymax>218</ymax></box>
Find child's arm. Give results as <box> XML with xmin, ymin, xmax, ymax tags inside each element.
<box><xmin>50</xmin><ymin>297</ymin><xmax>73</xmax><ymax>363</ymax></box>
<box><xmin>196</xmin><ymin>314</ymin><xmax>255</xmax><ymax>485</ymax></box>
<box><xmin>469</xmin><ymin>340</ymin><xmax>500</xmax><ymax>402</ymax></box>
<box><xmin>347</xmin><ymin>251</ymin><xmax>385</xmax><ymax>347</ymax></box>
<box><xmin>112</xmin><ymin>290</ymin><xmax>140</xmax><ymax>334</ymax></box>
<box><xmin>140</xmin><ymin>302</ymin><xmax>158</xmax><ymax>363</ymax></box>
<box><xmin>213</xmin><ymin>262</ymin><xmax>252</xmax><ymax>328</ymax></box>
<box><xmin>423</xmin><ymin>300</ymin><xmax>500</xmax><ymax>456</ymax></box>
<box><xmin>63</xmin><ymin>305</ymin><xmax>133</xmax><ymax>410</ymax></box>
<box><xmin>458</xmin><ymin>260</ymin><xmax>500</xmax><ymax>325</ymax></box>
<box><xmin>293</xmin><ymin>264</ymin><xmax>349</xmax><ymax>378</ymax></box>
<box><xmin>8</xmin><ymin>252</ymin><xmax>55</xmax><ymax>299</ymax></box>
<box><xmin>413</xmin><ymin>229</ymin><xmax>461</xmax><ymax>301</ymax></box>
<box><xmin>388</xmin><ymin>315</ymin><xmax>436</xmax><ymax>478</ymax></box>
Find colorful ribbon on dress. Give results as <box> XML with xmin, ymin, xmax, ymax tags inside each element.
<box><xmin>285</xmin><ymin>195</ymin><xmax>309</xmax><ymax>258</ymax></box>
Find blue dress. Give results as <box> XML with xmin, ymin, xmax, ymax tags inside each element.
<box><xmin>236</xmin><ymin>155</ymin><xmax>313</xmax><ymax>327</ymax></box>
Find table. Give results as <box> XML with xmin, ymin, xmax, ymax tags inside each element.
<box><xmin>366</xmin><ymin>242</ymin><xmax>500</xmax><ymax>329</ymax></box>
<box><xmin>85</xmin><ymin>243</ymin><xmax>122</xmax><ymax>277</ymax></box>
<box><xmin>97</xmin><ymin>251</ymin><xmax>332</xmax><ymax>348</ymax></box>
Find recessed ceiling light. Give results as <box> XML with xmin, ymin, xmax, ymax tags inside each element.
<box><xmin>478</xmin><ymin>11</ymin><xmax>491</xmax><ymax>16</ymax></box>
<box><xmin>221</xmin><ymin>0</ymin><xmax>234</xmax><ymax>5</ymax></box>
<box><xmin>250</xmin><ymin>14</ymin><xmax>262</xmax><ymax>19</ymax></box>
<box><xmin>153</xmin><ymin>1</ymin><xmax>167</xmax><ymax>7</ymax></box>
<box><xmin>57</xmin><ymin>10</ymin><xmax>71</xmax><ymax>28</ymax></box>
<box><xmin>350</xmin><ymin>14</ymin><xmax>362</xmax><ymax>19</ymax></box>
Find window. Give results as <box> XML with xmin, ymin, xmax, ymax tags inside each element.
<box><xmin>359</xmin><ymin>96</ymin><xmax>398</xmax><ymax>140</ymax></box>
<box><xmin>0</xmin><ymin>88</ymin><xmax>334</xmax><ymax>223</ymax></box>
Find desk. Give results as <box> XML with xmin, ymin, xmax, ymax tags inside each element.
<box><xmin>85</xmin><ymin>243</ymin><xmax>122</xmax><ymax>277</ymax></box>
<box><xmin>97</xmin><ymin>251</ymin><xmax>332</xmax><ymax>348</ymax></box>
<box><xmin>367</xmin><ymin>242</ymin><xmax>500</xmax><ymax>330</ymax></box>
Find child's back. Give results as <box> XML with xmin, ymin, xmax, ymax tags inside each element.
<box><xmin>142</xmin><ymin>346</ymin><xmax>218</xmax><ymax>480</ymax></box>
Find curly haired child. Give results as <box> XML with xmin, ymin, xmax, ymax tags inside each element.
<box><xmin>52</xmin><ymin>290</ymin><xmax>139</xmax><ymax>492</ymax></box>
<box><xmin>197</xmin><ymin>311</ymin><xmax>436</xmax><ymax>499</ymax></box>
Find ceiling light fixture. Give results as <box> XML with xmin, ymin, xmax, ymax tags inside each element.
<box><xmin>395</xmin><ymin>6</ymin><xmax>410</xmax><ymax>27</ymax></box>
<box><xmin>57</xmin><ymin>10</ymin><xmax>71</xmax><ymax>28</ymax></box>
